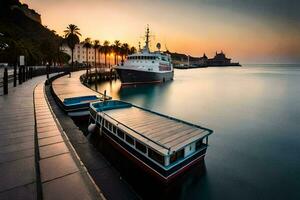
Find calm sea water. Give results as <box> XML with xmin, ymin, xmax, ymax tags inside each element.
<box><xmin>91</xmin><ymin>64</ymin><xmax>300</xmax><ymax>200</ymax></box>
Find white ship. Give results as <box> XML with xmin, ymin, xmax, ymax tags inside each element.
<box><xmin>115</xmin><ymin>26</ymin><xmax>174</xmax><ymax>85</ymax></box>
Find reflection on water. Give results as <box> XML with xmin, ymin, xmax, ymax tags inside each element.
<box><xmin>90</xmin><ymin>64</ymin><xmax>300</xmax><ymax>200</ymax></box>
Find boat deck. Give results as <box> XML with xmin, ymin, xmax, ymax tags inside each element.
<box><xmin>102</xmin><ymin>106</ymin><xmax>212</xmax><ymax>155</ymax></box>
<box><xmin>52</xmin><ymin>71</ymin><xmax>100</xmax><ymax>102</ymax></box>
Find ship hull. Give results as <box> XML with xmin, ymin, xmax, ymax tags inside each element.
<box><xmin>116</xmin><ymin>68</ymin><xmax>174</xmax><ymax>85</ymax></box>
<box><xmin>99</xmin><ymin>125</ymin><xmax>207</xmax><ymax>183</ymax></box>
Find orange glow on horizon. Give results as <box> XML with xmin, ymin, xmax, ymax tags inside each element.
<box><xmin>21</xmin><ymin>0</ymin><xmax>300</xmax><ymax>63</ymax></box>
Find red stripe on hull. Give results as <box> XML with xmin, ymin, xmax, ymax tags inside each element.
<box><xmin>121</xmin><ymin>80</ymin><xmax>162</xmax><ymax>85</ymax></box>
<box><xmin>101</xmin><ymin>132</ymin><xmax>205</xmax><ymax>183</ymax></box>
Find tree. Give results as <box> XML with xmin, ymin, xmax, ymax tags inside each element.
<box><xmin>113</xmin><ymin>40</ymin><xmax>121</xmax><ymax>65</ymax></box>
<box><xmin>64</xmin><ymin>24</ymin><xmax>81</xmax><ymax>71</ymax></box>
<box><xmin>103</xmin><ymin>40</ymin><xmax>110</xmax><ymax>67</ymax></box>
<box><xmin>120</xmin><ymin>43</ymin><xmax>130</xmax><ymax>62</ymax></box>
<box><xmin>129</xmin><ymin>46</ymin><xmax>137</xmax><ymax>54</ymax></box>
<box><xmin>83</xmin><ymin>37</ymin><xmax>92</xmax><ymax>66</ymax></box>
<box><xmin>83</xmin><ymin>38</ymin><xmax>92</xmax><ymax>75</ymax></box>
<box><xmin>98</xmin><ymin>45</ymin><xmax>102</xmax><ymax>67</ymax></box>
<box><xmin>93</xmin><ymin>40</ymin><xmax>100</xmax><ymax>67</ymax></box>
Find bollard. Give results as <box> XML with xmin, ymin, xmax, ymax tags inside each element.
<box><xmin>22</xmin><ymin>66</ymin><xmax>26</xmax><ymax>83</ymax></box>
<box><xmin>46</xmin><ymin>65</ymin><xmax>49</xmax><ymax>80</ymax></box>
<box><xmin>30</xmin><ymin>67</ymin><xmax>33</xmax><ymax>79</ymax></box>
<box><xmin>95</xmin><ymin>68</ymin><xmax>98</xmax><ymax>91</ymax></box>
<box><xmin>3</xmin><ymin>68</ymin><xmax>8</xmax><ymax>95</ymax></box>
<box><xmin>13</xmin><ymin>65</ymin><xmax>17</xmax><ymax>87</ymax></box>
<box><xmin>25</xmin><ymin>66</ymin><xmax>28</xmax><ymax>80</ymax></box>
<box><xmin>18</xmin><ymin>66</ymin><xmax>22</xmax><ymax>84</ymax></box>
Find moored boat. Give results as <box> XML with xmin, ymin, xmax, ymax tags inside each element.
<box><xmin>114</xmin><ymin>26</ymin><xmax>174</xmax><ymax>85</ymax></box>
<box><xmin>89</xmin><ymin>100</ymin><xmax>213</xmax><ymax>182</ymax></box>
<box><xmin>63</xmin><ymin>95</ymin><xmax>101</xmax><ymax>117</ymax></box>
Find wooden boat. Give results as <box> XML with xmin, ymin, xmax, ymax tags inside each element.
<box><xmin>89</xmin><ymin>100</ymin><xmax>213</xmax><ymax>182</ymax></box>
<box><xmin>62</xmin><ymin>95</ymin><xmax>101</xmax><ymax>117</ymax></box>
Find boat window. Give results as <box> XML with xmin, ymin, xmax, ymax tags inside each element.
<box><xmin>112</xmin><ymin>125</ymin><xmax>117</xmax><ymax>134</ymax></box>
<box><xmin>125</xmin><ymin>134</ymin><xmax>134</xmax><ymax>145</ymax></box>
<box><xmin>117</xmin><ymin>129</ymin><xmax>125</xmax><ymax>139</ymax></box>
<box><xmin>108</xmin><ymin>123</ymin><xmax>112</xmax><ymax>131</ymax></box>
<box><xmin>135</xmin><ymin>141</ymin><xmax>147</xmax><ymax>153</ymax></box>
<box><xmin>196</xmin><ymin>139</ymin><xmax>204</xmax><ymax>150</ymax></box>
<box><xmin>169</xmin><ymin>149</ymin><xmax>184</xmax><ymax>164</ymax></box>
<box><xmin>148</xmin><ymin>148</ymin><xmax>164</xmax><ymax>165</ymax></box>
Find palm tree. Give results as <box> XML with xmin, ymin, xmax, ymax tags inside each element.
<box><xmin>120</xmin><ymin>43</ymin><xmax>130</xmax><ymax>62</ymax></box>
<box><xmin>64</xmin><ymin>24</ymin><xmax>81</xmax><ymax>72</ymax></box>
<box><xmin>129</xmin><ymin>46</ymin><xmax>137</xmax><ymax>54</ymax></box>
<box><xmin>103</xmin><ymin>40</ymin><xmax>110</xmax><ymax>67</ymax></box>
<box><xmin>98</xmin><ymin>45</ymin><xmax>102</xmax><ymax>67</ymax></box>
<box><xmin>113</xmin><ymin>40</ymin><xmax>121</xmax><ymax>65</ymax></box>
<box><xmin>83</xmin><ymin>37</ymin><xmax>92</xmax><ymax>66</ymax></box>
<box><xmin>93</xmin><ymin>40</ymin><xmax>100</xmax><ymax>67</ymax></box>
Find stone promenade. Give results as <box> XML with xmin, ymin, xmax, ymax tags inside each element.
<box><xmin>0</xmin><ymin>75</ymin><xmax>103</xmax><ymax>200</ymax></box>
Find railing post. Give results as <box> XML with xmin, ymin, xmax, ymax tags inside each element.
<box><xmin>18</xmin><ymin>65</ymin><xmax>22</xmax><ymax>84</ymax></box>
<box><xmin>46</xmin><ymin>65</ymin><xmax>49</xmax><ymax>80</ymax></box>
<box><xmin>13</xmin><ymin>65</ymin><xmax>17</xmax><ymax>87</ymax></box>
<box><xmin>22</xmin><ymin>66</ymin><xmax>26</xmax><ymax>83</ymax></box>
<box><xmin>25</xmin><ymin>66</ymin><xmax>28</xmax><ymax>80</ymax></box>
<box><xmin>3</xmin><ymin>68</ymin><xmax>8</xmax><ymax>95</ymax></box>
<box><xmin>30</xmin><ymin>67</ymin><xmax>33</xmax><ymax>79</ymax></box>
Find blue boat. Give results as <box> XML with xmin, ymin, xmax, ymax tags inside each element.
<box><xmin>89</xmin><ymin>100</ymin><xmax>213</xmax><ymax>182</ymax></box>
<box><xmin>62</xmin><ymin>95</ymin><xmax>102</xmax><ymax>117</ymax></box>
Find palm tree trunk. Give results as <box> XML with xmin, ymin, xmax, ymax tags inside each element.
<box><xmin>104</xmin><ymin>54</ymin><xmax>107</xmax><ymax>67</ymax></box>
<box><xmin>98</xmin><ymin>52</ymin><xmax>101</xmax><ymax>68</ymax></box>
<box><xmin>94</xmin><ymin>49</ymin><xmax>97</xmax><ymax>67</ymax></box>
<box><xmin>71</xmin><ymin>48</ymin><xmax>74</xmax><ymax>72</ymax></box>
<box><xmin>94</xmin><ymin>50</ymin><xmax>98</xmax><ymax>91</ymax></box>
<box><xmin>86</xmin><ymin>49</ymin><xmax>89</xmax><ymax>75</ymax></box>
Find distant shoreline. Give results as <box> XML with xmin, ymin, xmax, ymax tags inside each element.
<box><xmin>174</xmin><ymin>63</ymin><xmax>241</xmax><ymax>69</ymax></box>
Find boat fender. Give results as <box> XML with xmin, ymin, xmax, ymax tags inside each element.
<box><xmin>88</xmin><ymin>123</ymin><xmax>97</xmax><ymax>134</ymax></box>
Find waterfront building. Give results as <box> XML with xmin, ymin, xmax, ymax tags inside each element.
<box><xmin>61</xmin><ymin>43</ymin><xmax>96</xmax><ymax>66</ymax></box>
<box><xmin>198</xmin><ymin>53</ymin><xmax>208</xmax><ymax>66</ymax></box>
<box><xmin>207</xmin><ymin>51</ymin><xmax>231</xmax><ymax>66</ymax></box>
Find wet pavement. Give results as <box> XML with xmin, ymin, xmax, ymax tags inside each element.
<box><xmin>0</xmin><ymin>74</ymin><xmax>103</xmax><ymax>200</ymax></box>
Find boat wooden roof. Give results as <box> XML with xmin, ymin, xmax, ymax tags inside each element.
<box><xmin>52</xmin><ymin>71</ymin><xmax>101</xmax><ymax>102</ymax></box>
<box><xmin>101</xmin><ymin>106</ymin><xmax>212</xmax><ymax>155</ymax></box>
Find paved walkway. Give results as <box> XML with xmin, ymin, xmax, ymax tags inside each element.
<box><xmin>35</xmin><ymin>82</ymin><xmax>104</xmax><ymax>200</ymax></box>
<box><xmin>0</xmin><ymin>76</ymin><xmax>44</xmax><ymax>199</ymax></box>
<box><xmin>0</xmin><ymin>75</ymin><xmax>103</xmax><ymax>200</ymax></box>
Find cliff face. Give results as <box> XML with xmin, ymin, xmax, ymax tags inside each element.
<box><xmin>0</xmin><ymin>0</ymin><xmax>63</xmax><ymax>65</ymax></box>
<box><xmin>10</xmin><ymin>4</ymin><xmax>42</xmax><ymax>23</ymax></box>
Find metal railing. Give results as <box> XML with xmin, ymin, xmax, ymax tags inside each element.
<box><xmin>0</xmin><ymin>65</ymin><xmax>88</xmax><ymax>95</ymax></box>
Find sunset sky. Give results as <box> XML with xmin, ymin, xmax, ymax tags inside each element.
<box><xmin>22</xmin><ymin>0</ymin><xmax>300</xmax><ymax>64</ymax></box>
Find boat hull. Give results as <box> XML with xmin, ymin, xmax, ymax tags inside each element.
<box><xmin>116</xmin><ymin>68</ymin><xmax>174</xmax><ymax>85</ymax></box>
<box><xmin>98</xmin><ymin>124</ymin><xmax>207</xmax><ymax>183</ymax></box>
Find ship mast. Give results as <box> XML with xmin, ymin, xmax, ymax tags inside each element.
<box><xmin>143</xmin><ymin>25</ymin><xmax>150</xmax><ymax>53</ymax></box>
